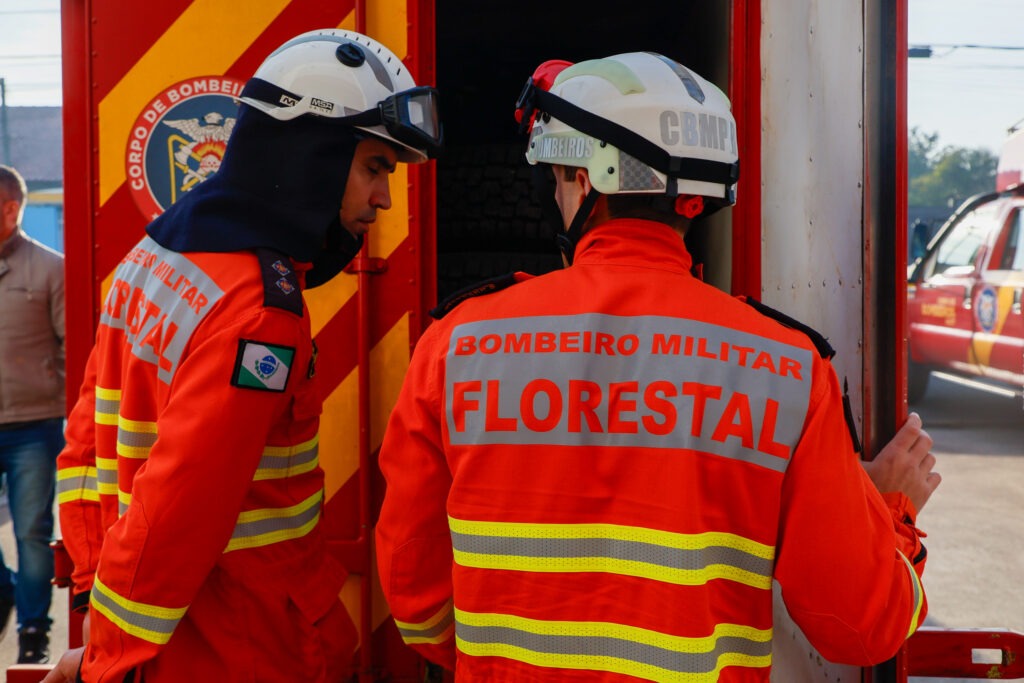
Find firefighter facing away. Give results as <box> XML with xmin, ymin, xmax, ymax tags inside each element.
<box><xmin>44</xmin><ymin>29</ymin><xmax>441</xmax><ymax>683</ymax></box>
<box><xmin>375</xmin><ymin>52</ymin><xmax>939</xmax><ymax>681</ymax></box>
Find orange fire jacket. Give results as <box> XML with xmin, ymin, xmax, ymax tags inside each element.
<box><xmin>58</xmin><ymin>236</ymin><xmax>354</xmax><ymax>682</ymax></box>
<box><xmin>375</xmin><ymin>219</ymin><xmax>927</xmax><ymax>682</ymax></box>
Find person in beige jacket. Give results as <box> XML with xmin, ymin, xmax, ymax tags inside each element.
<box><xmin>0</xmin><ymin>164</ymin><xmax>64</xmax><ymax>664</ymax></box>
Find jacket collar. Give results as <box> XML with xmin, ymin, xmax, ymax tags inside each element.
<box><xmin>572</xmin><ymin>218</ymin><xmax>694</xmax><ymax>273</ymax></box>
<box><xmin>0</xmin><ymin>228</ymin><xmax>24</xmax><ymax>260</ymax></box>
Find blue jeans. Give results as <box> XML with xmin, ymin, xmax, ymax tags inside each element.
<box><xmin>0</xmin><ymin>418</ymin><xmax>62</xmax><ymax>631</ymax></box>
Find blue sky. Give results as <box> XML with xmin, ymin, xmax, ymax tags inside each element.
<box><xmin>1</xmin><ymin>1</ymin><xmax>1023</xmax><ymax>154</ymax></box>
<box><xmin>908</xmin><ymin>0</ymin><xmax>1024</xmax><ymax>154</ymax></box>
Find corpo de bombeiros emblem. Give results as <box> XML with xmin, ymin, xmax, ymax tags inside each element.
<box><xmin>126</xmin><ymin>75</ymin><xmax>244</xmax><ymax>219</ymax></box>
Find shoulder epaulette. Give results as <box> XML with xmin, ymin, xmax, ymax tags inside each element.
<box><xmin>255</xmin><ymin>248</ymin><xmax>303</xmax><ymax>316</ymax></box>
<box><xmin>430</xmin><ymin>273</ymin><xmax>520</xmax><ymax>320</ymax></box>
<box><xmin>741</xmin><ymin>296</ymin><xmax>835</xmax><ymax>360</ymax></box>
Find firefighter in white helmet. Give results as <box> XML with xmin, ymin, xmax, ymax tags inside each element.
<box><xmin>47</xmin><ymin>29</ymin><xmax>441</xmax><ymax>683</ymax></box>
<box><xmin>375</xmin><ymin>52</ymin><xmax>938</xmax><ymax>680</ymax></box>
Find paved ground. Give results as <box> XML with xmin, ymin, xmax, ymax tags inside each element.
<box><xmin>905</xmin><ymin>373</ymin><xmax>1024</xmax><ymax>683</ymax></box>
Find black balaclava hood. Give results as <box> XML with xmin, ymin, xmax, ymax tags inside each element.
<box><xmin>146</xmin><ymin>103</ymin><xmax>363</xmax><ymax>283</ymax></box>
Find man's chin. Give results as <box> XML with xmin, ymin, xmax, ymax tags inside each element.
<box><xmin>343</xmin><ymin>221</ymin><xmax>372</xmax><ymax>238</ymax></box>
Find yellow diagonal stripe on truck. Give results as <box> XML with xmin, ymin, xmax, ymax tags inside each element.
<box><xmin>320</xmin><ymin>314</ymin><xmax>410</xmax><ymax>501</ymax></box>
<box><xmin>98</xmin><ymin>0</ymin><xmax>290</xmax><ymax>205</ymax></box>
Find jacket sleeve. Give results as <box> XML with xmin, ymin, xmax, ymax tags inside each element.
<box><xmin>774</xmin><ymin>359</ymin><xmax>927</xmax><ymax>665</ymax></box>
<box><xmin>79</xmin><ymin>306</ymin><xmax>310</xmax><ymax>681</ymax></box>
<box><xmin>375</xmin><ymin>324</ymin><xmax>456</xmax><ymax>670</ymax></box>
<box><xmin>57</xmin><ymin>345</ymin><xmax>104</xmax><ymax>612</ymax></box>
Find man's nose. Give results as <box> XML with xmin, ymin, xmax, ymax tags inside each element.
<box><xmin>373</xmin><ymin>180</ymin><xmax>393</xmax><ymax>211</ymax></box>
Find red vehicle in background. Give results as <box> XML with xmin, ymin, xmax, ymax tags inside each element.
<box><xmin>907</xmin><ymin>182</ymin><xmax>1024</xmax><ymax>403</ymax></box>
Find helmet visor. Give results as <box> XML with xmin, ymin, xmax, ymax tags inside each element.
<box><xmin>379</xmin><ymin>86</ymin><xmax>443</xmax><ymax>158</ymax></box>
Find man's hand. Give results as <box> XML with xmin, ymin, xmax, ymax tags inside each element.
<box><xmin>862</xmin><ymin>412</ymin><xmax>941</xmax><ymax>514</ymax></box>
<box><xmin>40</xmin><ymin>646</ymin><xmax>84</xmax><ymax>683</ymax></box>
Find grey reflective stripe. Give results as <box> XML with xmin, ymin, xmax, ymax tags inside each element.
<box><xmin>94</xmin><ymin>397</ymin><xmax>119</xmax><ymax>417</ymax></box>
<box><xmin>91</xmin><ymin>577</ymin><xmax>186</xmax><ymax>644</ymax></box>
<box><xmin>396</xmin><ymin>609</ymin><xmax>454</xmax><ymax>642</ymax></box>
<box><xmin>55</xmin><ymin>469</ymin><xmax>98</xmax><ymax>499</ymax></box>
<box><xmin>255</xmin><ymin>440</ymin><xmax>318</xmax><ymax>480</ymax></box>
<box><xmin>232</xmin><ymin>504</ymin><xmax>318</xmax><ymax>540</ymax></box>
<box><xmin>450</xmin><ymin>531</ymin><xmax>772</xmax><ymax>578</ymax></box>
<box><xmin>99</xmin><ymin>236</ymin><xmax>223</xmax><ymax>384</ymax></box>
<box><xmin>225</xmin><ymin>492</ymin><xmax>322</xmax><ymax>552</ymax></box>
<box><xmin>117</xmin><ymin>428</ymin><xmax>157</xmax><ymax>449</ymax></box>
<box><xmin>456</xmin><ymin>619</ymin><xmax>772</xmax><ymax>677</ymax></box>
<box><xmin>445</xmin><ymin>314</ymin><xmax>813</xmax><ymax>472</ymax></box>
<box><xmin>96</xmin><ymin>467</ymin><xmax>117</xmax><ymax>487</ymax></box>
<box><xmin>56</xmin><ymin>476</ymin><xmax>97</xmax><ymax>496</ymax></box>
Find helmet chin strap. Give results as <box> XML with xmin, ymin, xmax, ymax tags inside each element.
<box><xmin>556</xmin><ymin>187</ymin><xmax>601</xmax><ymax>266</ymax></box>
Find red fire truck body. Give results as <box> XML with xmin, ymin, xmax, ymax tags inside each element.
<box><xmin>9</xmin><ymin>1</ymin><xmax>1020</xmax><ymax>681</ymax></box>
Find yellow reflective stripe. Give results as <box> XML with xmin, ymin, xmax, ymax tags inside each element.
<box><xmin>94</xmin><ymin>386</ymin><xmax>121</xmax><ymax>426</ymax></box>
<box><xmin>91</xmin><ymin>575</ymin><xmax>187</xmax><ymax>645</ymax></box>
<box><xmin>117</xmin><ymin>416</ymin><xmax>158</xmax><ymax>459</ymax></box>
<box><xmin>449</xmin><ymin>517</ymin><xmax>774</xmax><ymax>589</ymax></box>
<box><xmin>95</xmin><ymin>457</ymin><xmax>118</xmax><ymax>495</ymax></box>
<box><xmin>95</xmin><ymin>387</ymin><xmax>122</xmax><ymax>400</ymax></box>
<box><xmin>255</xmin><ymin>435</ymin><xmax>319</xmax><ymax>480</ymax></box>
<box><xmin>56</xmin><ymin>466</ymin><xmax>99</xmax><ymax>504</ymax></box>
<box><xmin>455</xmin><ymin>609</ymin><xmax>772</xmax><ymax>681</ymax></box>
<box><xmin>224</xmin><ymin>490</ymin><xmax>322</xmax><ymax>552</ymax></box>
<box><xmin>394</xmin><ymin>600</ymin><xmax>455</xmax><ymax>645</ymax></box>
<box><xmin>898</xmin><ymin>550</ymin><xmax>925</xmax><ymax>637</ymax></box>
<box><xmin>118</xmin><ymin>489</ymin><xmax>132</xmax><ymax>516</ymax></box>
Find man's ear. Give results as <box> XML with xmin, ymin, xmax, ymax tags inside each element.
<box><xmin>573</xmin><ymin>167</ymin><xmax>593</xmax><ymax>208</ymax></box>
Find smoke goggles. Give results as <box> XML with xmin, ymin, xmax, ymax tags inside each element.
<box><xmin>240</xmin><ymin>78</ymin><xmax>443</xmax><ymax>159</ymax></box>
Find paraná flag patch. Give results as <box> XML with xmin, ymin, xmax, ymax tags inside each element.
<box><xmin>232</xmin><ymin>340</ymin><xmax>295</xmax><ymax>392</ymax></box>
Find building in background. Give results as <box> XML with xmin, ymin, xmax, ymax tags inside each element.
<box><xmin>0</xmin><ymin>105</ymin><xmax>63</xmax><ymax>252</ymax></box>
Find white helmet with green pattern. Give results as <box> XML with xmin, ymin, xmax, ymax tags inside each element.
<box><xmin>519</xmin><ymin>51</ymin><xmax>738</xmax><ymax>203</ymax></box>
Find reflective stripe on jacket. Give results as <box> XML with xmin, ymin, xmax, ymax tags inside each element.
<box><xmin>58</xmin><ymin>236</ymin><xmax>354</xmax><ymax>682</ymax></box>
<box><xmin>376</xmin><ymin>218</ymin><xmax>927</xmax><ymax>682</ymax></box>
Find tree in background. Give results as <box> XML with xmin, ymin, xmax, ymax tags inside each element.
<box><xmin>909</xmin><ymin>126</ymin><xmax>997</xmax><ymax>208</ymax></box>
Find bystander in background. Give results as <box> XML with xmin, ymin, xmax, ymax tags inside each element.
<box><xmin>0</xmin><ymin>164</ymin><xmax>65</xmax><ymax>664</ymax></box>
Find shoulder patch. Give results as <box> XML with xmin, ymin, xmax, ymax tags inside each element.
<box><xmin>255</xmin><ymin>248</ymin><xmax>303</xmax><ymax>316</ymax></box>
<box><xmin>430</xmin><ymin>272</ymin><xmax>521</xmax><ymax>320</ymax></box>
<box><xmin>231</xmin><ymin>339</ymin><xmax>295</xmax><ymax>392</ymax></box>
<box><xmin>741</xmin><ymin>296</ymin><xmax>835</xmax><ymax>360</ymax></box>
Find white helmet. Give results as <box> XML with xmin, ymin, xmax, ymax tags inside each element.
<box><xmin>520</xmin><ymin>51</ymin><xmax>738</xmax><ymax>203</ymax></box>
<box><xmin>239</xmin><ymin>29</ymin><xmax>442</xmax><ymax>163</ymax></box>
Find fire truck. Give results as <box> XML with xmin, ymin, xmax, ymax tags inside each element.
<box><xmin>12</xmin><ymin>0</ymin><xmax>1022</xmax><ymax>681</ymax></box>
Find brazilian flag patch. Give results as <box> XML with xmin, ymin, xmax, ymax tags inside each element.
<box><xmin>231</xmin><ymin>340</ymin><xmax>295</xmax><ymax>392</ymax></box>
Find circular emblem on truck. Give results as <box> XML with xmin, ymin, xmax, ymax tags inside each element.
<box><xmin>976</xmin><ymin>286</ymin><xmax>998</xmax><ymax>332</ymax></box>
<box><xmin>125</xmin><ymin>76</ymin><xmax>244</xmax><ymax>220</ymax></box>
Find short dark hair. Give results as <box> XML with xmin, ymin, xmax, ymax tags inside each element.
<box><xmin>0</xmin><ymin>165</ymin><xmax>27</xmax><ymax>205</ymax></box>
<box><xmin>605</xmin><ymin>193</ymin><xmax>689</xmax><ymax>231</ymax></box>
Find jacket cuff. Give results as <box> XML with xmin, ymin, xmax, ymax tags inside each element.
<box><xmin>882</xmin><ymin>491</ymin><xmax>928</xmax><ymax>565</ymax></box>
<box><xmin>881</xmin><ymin>491</ymin><xmax>918</xmax><ymax>525</ymax></box>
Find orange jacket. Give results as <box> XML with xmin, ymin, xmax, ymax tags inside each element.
<box><xmin>58</xmin><ymin>236</ymin><xmax>354</xmax><ymax>682</ymax></box>
<box><xmin>375</xmin><ymin>219</ymin><xmax>927</xmax><ymax>682</ymax></box>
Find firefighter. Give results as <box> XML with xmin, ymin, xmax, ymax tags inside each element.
<box><xmin>375</xmin><ymin>52</ymin><xmax>938</xmax><ymax>681</ymax></box>
<box><xmin>44</xmin><ymin>29</ymin><xmax>441</xmax><ymax>683</ymax></box>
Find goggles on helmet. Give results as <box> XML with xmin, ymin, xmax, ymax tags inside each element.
<box><xmin>339</xmin><ymin>86</ymin><xmax>443</xmax><ymax>159</ymax></box>
<box><xmin>240</xmin><ymin>78</ymin><xmax>443</xmax><ymax>160</ymax></box>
